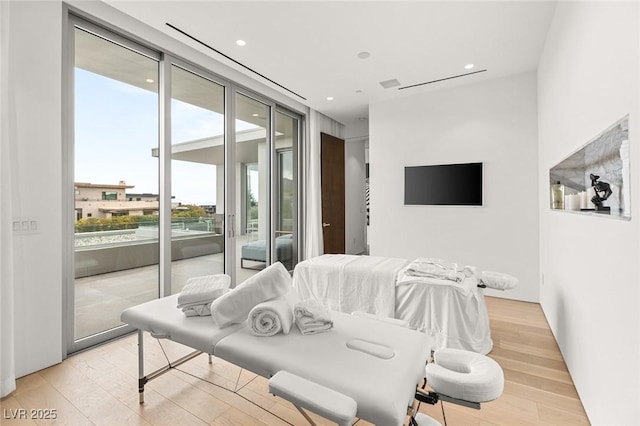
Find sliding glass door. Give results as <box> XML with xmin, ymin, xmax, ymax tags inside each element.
<box><xmin>72</xmin><ymin>24</ymin><xmax>160</xmax><ymax>343</ymax></box>
<box><xmin>67</xmin><ymin>16</ymin><xmax>303</xmax><ymax>353</ymax></box>
<box><xmin>273</xmin><ymin>111</ymin><xmax>300</xmax><ymax>270</ymax></box>
<box><xmin>170</xmin><ymin>65</ymin><xmax>225</xmax><ymax>293</ymax></box>
<box><xmin>234</xmin><ymin>93</ymin><xmax>270</xmax><ymax>281</ymax></box>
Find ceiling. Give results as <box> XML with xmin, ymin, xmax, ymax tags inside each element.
<box><xmin>104</xmin><ymin>0</ymin><xmax>557</xmax><ymax>128</ymax></box>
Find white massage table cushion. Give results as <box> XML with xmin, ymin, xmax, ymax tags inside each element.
<box><xmin>120</xmin><ymin>294</ymin><xmax>245</xmax><ymax>354</ymax></box>
<box><xmin>426</xmin><ymin>348</ymin><xmax>504</xmax><ymax>403</ymax></box>
<box><xmin>215</xmin><ymin>310</ymin><xmax>431</xmax><ymax>426</ymax></box>
<box><xmin>269</xmin><ymin>371</ymin><xmax>357</xmax><ymax>426</ymax></box>
<box><xmin>351</xmin><ymin>310</ymin><xmax>411</xmax><ymax>328</ymax></box>
<box><xmin>414</xmin><ymin>413</ymin><xmax>443</xmax><ymax>426</ymax></box>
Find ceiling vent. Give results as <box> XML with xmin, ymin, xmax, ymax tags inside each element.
<box><xmin>399</xmin><ymin>69</ymin><xmax>487</xmax><ymax>90</ymax></box>
<box><xmin>379</xmin><ymin>79</ymin><xmax>401</xmax><ymax>89</ymax></box>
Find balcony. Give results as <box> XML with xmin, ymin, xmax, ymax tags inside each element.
<box><xmin>74</xmin><ymin>222</ymin><xmax>259</xmax><ymax>340</ymax></box>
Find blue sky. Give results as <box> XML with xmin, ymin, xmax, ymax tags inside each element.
<box><xmin>75</xmin><ymin>68</ymin><xmax>258</xmax><ymax>206</ymax></box>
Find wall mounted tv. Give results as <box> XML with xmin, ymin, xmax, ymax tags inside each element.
<box><xmin>404</xmin><ymin>162</ymin><xmax>483</xmax><ymax>206</ymax></box>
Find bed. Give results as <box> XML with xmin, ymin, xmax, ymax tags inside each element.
<box><xmin>293</xmin><ymin>254</ymin><xmax>496</xmax><ymax>354</ymax></box>
<box><xmin>240</xmin><ymin>234</ymin><xmax>293</xmax><ymax>269</ymax></box>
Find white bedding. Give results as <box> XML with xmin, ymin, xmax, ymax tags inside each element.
<box><xmin>293</xmin><ymin>254</ymin><xmax>410</xmax><ymax>317</ymax></box>
<box><xmin>396</xmin><ymin>272</ymin><xmax>492</xmax><ymax>354</ymax></box>
<box><xmin>293</xmin><ymin>254</ymin><xmax>494</xmax><ymax>354</ymax></box>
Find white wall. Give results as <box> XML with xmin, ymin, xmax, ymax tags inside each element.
<box><xmin>538</xmin><ymin>2</ymin><xmax>640</xmax><ymax>424</ymax></box>
<box><xmin>369</xmin><ymin>72</ymin><xmax>539</xmax><ymax>302</ymax></box>
<box><xmin>8</xmin><ymin>1</ymin><xmax>63</xmax><ymax>376</ymax></box>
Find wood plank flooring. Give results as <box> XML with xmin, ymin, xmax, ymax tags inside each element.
<box><xmin>1</xmin><ymin>296</ymin><xmax>590</xmax><ymax>425</ymax></box>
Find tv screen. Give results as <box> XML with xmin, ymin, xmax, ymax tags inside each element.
<box><xmin>404</xmin><ymin>162</ymin><xmax>483</xmax><ymax>206</ymax></box>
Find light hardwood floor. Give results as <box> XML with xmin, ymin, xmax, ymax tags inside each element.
<box><xmin>1</xmin><ymin>297</ymin><xmax>590</xmax><ymax>426</ymax></box>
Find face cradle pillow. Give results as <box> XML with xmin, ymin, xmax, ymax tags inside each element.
<box><xmin>211</xmin><ymin>261</ymin><xmax>292</xmax><ymax>328</ymax></box>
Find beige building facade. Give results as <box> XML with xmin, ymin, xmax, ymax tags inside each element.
<box><xmin>74</xmin><ymin>181</ymin><xmax>159</xmax><ymax>220</ymax></box>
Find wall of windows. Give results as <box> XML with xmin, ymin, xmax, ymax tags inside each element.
<box><xmin>68</xmin><ymin>16</ymin><xmax>302</xmax><ymax>353</ymax></box>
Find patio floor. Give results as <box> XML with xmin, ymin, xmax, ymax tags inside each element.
<box><xmin>74</xmin><ymin>235</ymin><xmax>273</xmax><ymax>340</ymax></box>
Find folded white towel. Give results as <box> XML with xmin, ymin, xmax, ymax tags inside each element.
<box><xmin>406</xmin><ymin>258</ymin><xmax>476</xmax><ymax>282</ymax></box>
<box><xmin>406</xmin><ymin>267</ymin><xmax>465</xmax><ymax>282</ymax></box>
<box><xmin>294</xmin><ymin>300</ymin><xmax>333</xmax><ymax>323</ymax></box>
<box><xmin>177</xmin><ymin>274</ymin><xmax>230</xmax><ymax>308</ymax></box>
<box><xmin>480</xmin><ymin>270</ymin><xmax>518</xmax><ymax>290</ymax></box>
<box><xmin>249</xmin><ymin>295</ymin><xmax>294</xmax><ymax>337</ymax></box>
<box><xmin>211</xmin><ymin>262</ymin><xmax>292</xmax><ymax>328</ymax></box>
<box><xmin>294</xmin><ymin>300</ymin><xmax>333</xmax><ymax>335</ymax></box>
<box><xmin>183</xmin><ymin>303</ymin><xmax>213</xmax><ymax>317</ymax></box>
<box><xmin>295</xmin><ymin>316</ymin><xmax>334</xmax><ymax>335</ymax></box>
<box><xmin>412</xmin><ymin>258</ymin><xmax>461</xmax><ymax>271</ymax></box>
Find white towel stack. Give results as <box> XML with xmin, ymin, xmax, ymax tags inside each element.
<box><xmin>177</xmin><ymin>274</ymin><xmax>230</xmax><ymax>317</ymax></box>
<box><xmin>406</xmin><ymin>258</ymin><xmax>474</xmax><ymax>282</ymax></box>
<box><xmin>293</xmin><ymin>300</ymin><xmax>333</xmax><ymax>335</ymax></box>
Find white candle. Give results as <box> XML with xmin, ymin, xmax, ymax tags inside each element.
<box><xmin>586</xmin><ymin>187</ymin><xmax>596</xmax><ymax>208</ymax></box>
<box><xmin>579</xmin><ymin>191</ymin><xmax>588</xmax><ymax>209</ymax></box>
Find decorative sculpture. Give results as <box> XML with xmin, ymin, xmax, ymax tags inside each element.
<box><xmin>590</xmin><ymin>173</ymin><xmax>612</xmax><ymax>213</ymax></box>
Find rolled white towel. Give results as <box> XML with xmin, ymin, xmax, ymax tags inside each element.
<box><xmin>177</xmin><ymin>274</ymin><xmax>230</xmax><ymax>308</ymax></box>
<box><xmin>249</xmin><ymin>295</ymin><xmax>294</xmax><ymax>337</ymax></box>
<box><xmin>480</xmin><ymin>270</ymin><xmax>518</xmax><ymax>290</ymax></box>
<box><xmin>211</xmin><ymin>262</ymin><xmax>292</xmax><ymax>328</ymax></box>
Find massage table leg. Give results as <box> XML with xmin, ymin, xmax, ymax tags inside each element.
<box><xmin>135</xmin><ymin>329</ymin><xmax>205</xmax><ymax>404</ymax></box>
<box><xmin>138</xmin><ymin>330</ymin><xmax>144</xmax><ymax>403</ymax></box>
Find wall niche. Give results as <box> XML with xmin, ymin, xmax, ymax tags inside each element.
<box><xmin>549</xmin><ymin>115</ymin><xmax>630</xmax><ymax>220</ymax></box>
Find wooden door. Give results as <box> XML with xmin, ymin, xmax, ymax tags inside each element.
<box><xmin>320</xmin><ymin>132</ymin><xmax>345</xmax><ymax>253</ymax></box>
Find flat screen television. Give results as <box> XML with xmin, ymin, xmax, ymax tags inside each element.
<box><xmin>404</xmin><ymin>162</ymin><xmax>483</xmax><ymax>206</ymax></box>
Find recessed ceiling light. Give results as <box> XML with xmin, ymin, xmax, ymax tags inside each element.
<box><xmin>145</xmin><ymin>78</ymin><xmax>154</xmax><ymax>83</ymax></box>
<box><xmin>252</xmin><ymin>113</ymin><xmax>259</xmax><ymax>117</ymax></box>
<box><xmin>236</xmin><ymin>39</ymin><xmax>247</xmax><ymax>46</ymax></box>
<box><xmin>357</xmin><ymin>51</ymin><xmax>370</xmax><ymax>59</ymax></box>
<box><xmin>465</xmin><ymin>64</ymin><xmax>475</xmax><ymax>70</ymax></box>
<box><xmin>326</xmin><ymin>96</ymin><xmax>334</xmax><ymax>101</ymax></box>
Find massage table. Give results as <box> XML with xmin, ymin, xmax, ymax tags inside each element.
<box><xmin>293</xmin><ymin>254</ymin><xmax>496</xmax><ymax>354</ymax></box>
<box><xmin>121</xmin><ymin>293</ymin><xmax>432</xmax><ymax>426</ymax></box>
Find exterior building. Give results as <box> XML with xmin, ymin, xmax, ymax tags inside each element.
<box><xmin>74</xmin><ymin>181</ymin><xmax>159</xmax><ymax>220</ymax></box>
